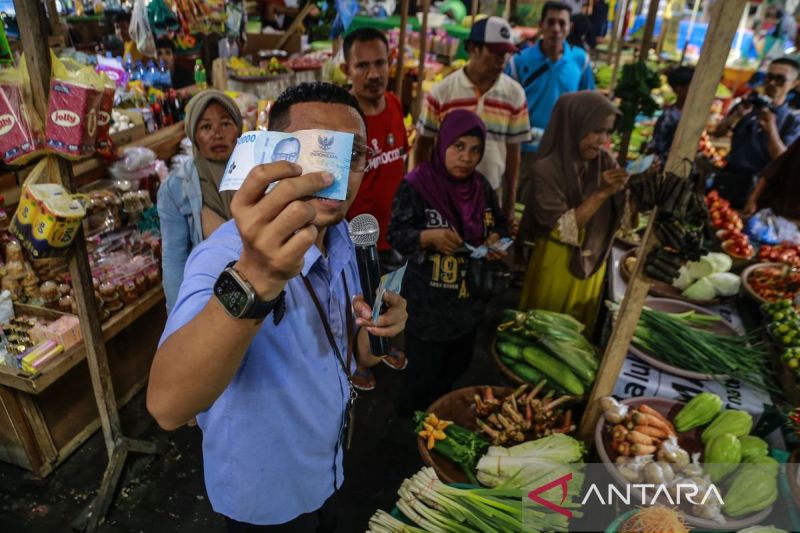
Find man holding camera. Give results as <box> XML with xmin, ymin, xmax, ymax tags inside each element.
<box><xmin>710</xmin><ymin>57</ymin><xmax>800</xmax><ymax>208</ymax></box>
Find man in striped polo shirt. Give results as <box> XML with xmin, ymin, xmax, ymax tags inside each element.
<box><xmin>415</xmin><ymin>16</ymin><xmax>531</xmax><ymax>219</ymax></box>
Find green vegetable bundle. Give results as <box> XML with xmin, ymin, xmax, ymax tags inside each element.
<box><xmin>497</xmin><ymin>309</ymin><xmax>598</xmax><ymax>396</ymax></box>
<box><xmin>630</xmin><ymin>307</ymin><xmax>775</xmax><ymax>392</ymax></box>
<box><xmin>413</xmin><ymin>411</ymin><xmax>489</xmax><ymax>484</ymax></box>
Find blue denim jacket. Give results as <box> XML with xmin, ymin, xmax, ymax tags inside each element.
<box><xmin>157</xmin><ymin>158</ymin><xmax>203</xmax><ymax>313</ymax></box>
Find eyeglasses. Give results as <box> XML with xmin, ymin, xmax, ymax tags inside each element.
<box><xmin>350</xmin><ymin>143</ymin><xmax>368</xmax><ymax>173</ymax></box>
<box><xmin>765</xmin><ymin>73</ymin><xmax>788</xmax><ymax>86</ymax></box>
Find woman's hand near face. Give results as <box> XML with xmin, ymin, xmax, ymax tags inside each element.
<box><xmin>421</xmin><ymin>227</ymin><xmax>463</xmax><ymax>255</ymax></box>
<box><xmin>600</xmin><ymin>168</ymin><xmax>629</xmax><ymax>196</ymax></box>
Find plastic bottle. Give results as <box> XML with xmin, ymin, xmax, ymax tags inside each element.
<box><xmin>161</xmin><ymin>97</ymin><xmax>174</xmax><ymax>127</ymax></box>
<box><xmin>132</xmin><ymin>60</ymin><xmax>144</xmax><ymax>82</ymax></box>
<box><xmin>158</xmin><ymin>60</ymin><xmax>172</xmax><ymax>89</ymax></box>
<box><xmin>170</xmin><ymin>89</ymin><xmax>185</xmax><ymax>121</ymax></box>
<box><xmin>194</xmin><ymin>59</ymin><xmax>207</xmax><ymax>90</ymax></box>
<box><xmin>123</xmin><ymin>54</ymin><xmax>133</xmax><ymax>79</ymax></box>
<box><xmin>144</xmin><ymin>60</ymin><xmax>157</xmax><ymax>88</ymax></box>
<box><xmin>149</xmin><ymin>95</ymin><xmax>163</xmax><ymax>129</ymax></box>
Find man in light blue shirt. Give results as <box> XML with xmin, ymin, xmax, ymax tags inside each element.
<box><xmin>147</xmin><ymin>83</ymin><xmax>408</xmax><ymax>531</ymax></box>
<box><xmin>506</xmin><ymin>1</ymin><xmax>595</xmax><ymax>200</ymax></box>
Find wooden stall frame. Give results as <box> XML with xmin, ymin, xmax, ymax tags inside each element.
<box><xmin>394</xmin><ymin>0</ymin><xmax>410</xmax><ymax>101</ymax></box>
<box><xmin>412</xmin><ymin>0</ymin><xmax>431</xmax><ymax>121</ymax></box>
<box><xmin>579</xmin><ymin>0</ymin><xmax>750</xmax><ymax>442</ymax></box>
<box><xmin>14</xmin><ymin>1</ymin><xmax>166</xmax><ymax>531</ymax></box>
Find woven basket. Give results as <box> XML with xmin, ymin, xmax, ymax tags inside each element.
<box><xmin>416</xmin><ymin>385</ymin><xmax>512</xmax><ymax>484</ymax></box>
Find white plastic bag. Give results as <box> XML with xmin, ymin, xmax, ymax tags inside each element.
<box><xmin>130</xmin><ymin>0</ymin><xmax>156</xmax><ymax>58</ymax></box>
<box><xmin>0</xmin><ymin>290</ymin><xmax>14</xmax><ymax>324</ymax></box>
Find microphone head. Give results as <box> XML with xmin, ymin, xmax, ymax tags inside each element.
<box><xmin>348</xmin><ymin>214</ymin><xmax>380</xmax><ymax>247</ymax></box>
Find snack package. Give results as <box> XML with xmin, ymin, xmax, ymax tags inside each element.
<box><xmin>10</xmin><ymin>156</ymin><xmax>88</xmax><ymax>258</ymax></box>
<box><xmin>46</xmin><ymin>52</ymin><xmax>104</xmax><ymax>159</ymax></box>
<box><xmin>95</xmin><ymin>75</ymin><xmax>116</xmax><ymax>159</ymax></box>
<box><xmin>0</xmin><ymin>57</ymin><xmax>46</xmax><ymax>165</ymax></box>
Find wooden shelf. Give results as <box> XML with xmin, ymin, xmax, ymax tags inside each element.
<box><xmin>0</xmin><ymin>122</ymin><xmax>185</xmax><ymax>206</ymax></box>
<box><xmin>0</xmin><ymin>284</ymin><xmax>165</xmax><ymax>394</ymax></box>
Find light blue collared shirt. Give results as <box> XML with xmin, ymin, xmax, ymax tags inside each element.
<box><xmin>159</xmin><ymin>219</ymin><xmax>359</xmax><ymax>525</ymax></box>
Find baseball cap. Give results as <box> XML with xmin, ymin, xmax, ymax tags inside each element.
<box><xmin>468</xmin><ymin>16</ymin><xmax>518</xmax><ymax>54</ymax></box>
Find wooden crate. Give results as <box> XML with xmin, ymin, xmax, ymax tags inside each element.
<box><xmin>0</xmin><ymin>285</ymin><xmax>165</xmax><ymax>476</ymax></box>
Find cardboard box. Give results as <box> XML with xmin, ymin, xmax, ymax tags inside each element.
<box><xmin>242</xmin><ymin>32</ymin><xmax>302</xmax><ymax>56</ymax></box>
<box><xmin>109</xmin><ymin>109</ymin><xmax>146</xmax><ymax>147</ymax></box>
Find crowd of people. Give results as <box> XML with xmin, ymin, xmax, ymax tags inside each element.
<box><xmin>148</xmin><ymin>2</ymin><xmax>800</xmax><ymax>531</ymax></box>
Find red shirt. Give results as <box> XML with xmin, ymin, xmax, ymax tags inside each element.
<box><xmin>348</xmin><ymin>91</ymin><xmax>408</xmax><ymax>251</ymax></box>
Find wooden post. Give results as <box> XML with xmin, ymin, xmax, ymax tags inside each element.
<box><xmin>212</xmin><ymin>57</ymin><xmax>228</xmax><ymax>91</ymax></box>
<box><xmin>14</xmin><ymin>0</ymin><xmax>165</xmax><ymax>530</ymax></box>
<box><xmin>413</xmin><ymin>0</ymin><xmax>430</xmax><ymax>121</ymax></box>
<box><xmin>579</xmin><ymin>0</ymin><xmax>750</xmax><ymax>442</ymax></box>
<box><xmin>609</xmin><ymin>0</ymin><xmax>631</xmax><ymax>97</ymax></box>
<box><xmin>394</xmin><ymin>0</ymin><xmax>410</xmax><ymax>99</ymax></box>
<box><xmin>471</xmin><ymin>0</ymin><xmax>479</xmax><ymax>19</ymax></box>
<box><xmin>638</xmin><ymin>0</ymin><xmax>660</xmax><ymax>62</ymax></box>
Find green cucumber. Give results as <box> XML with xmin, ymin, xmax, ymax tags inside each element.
<box><xmin>496</xmin><ymin>330</ymin><xmax>535</xmax><ymax>347</ymax></box>
<box><xmin>509</xmin><ymin>362</ymin><xmax>544</xmax><ymax>384</ymax></box>
<box><xmin>522</xmin><ymin>345</ymin><xmax>585</xmax><ymax>396</ymax></box>
<box><xmin>537</xmin><ymin>337</ymin><xmax>596</xmax><ymax>385</ymax></box>
<box><xmin>497</xmin><ymin>341</ymin><xmax>524</xmax><ymax>362</ymax></box>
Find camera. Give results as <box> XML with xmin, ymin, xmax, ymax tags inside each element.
<box><xmin>744</xmin><ymin>92</ymin><xmax>775</xmax><ymax>112</ymax></box>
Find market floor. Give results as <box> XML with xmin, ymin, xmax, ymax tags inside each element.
<box><xmin>0</xmin><ymin>289</ymin><xmax>519</xmax><ymax>533</ymax></box>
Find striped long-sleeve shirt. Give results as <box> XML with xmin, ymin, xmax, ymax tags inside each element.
<box><xmin>417</xmin><ymin>68</ymin><xmax>532</xmax><ymax>190</ymax></box>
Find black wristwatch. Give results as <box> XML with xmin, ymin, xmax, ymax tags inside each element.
<box><xmin>214</xmin><ymin>261</ymin><xmax>286</xmax><ymax>323</ymax></box>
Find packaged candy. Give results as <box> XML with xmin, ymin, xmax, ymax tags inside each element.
<box><xmin>95</xmin><ymin>75</ymin><xmax>116</xmax><ymax>159</ymax></box>
<box><xmin>10</xmin><ymin>157</ymin><xmax>88</xmax><ymax>258</ymax></box>
<box><xmin>0</xmin><ymin>57</ymin><xmax>45</xmax><ymax>165</ymax></box>
<box><xmin>46</xmin><ymin>53</ymin><xmax>104</xmax><ymax>159</ymax></box>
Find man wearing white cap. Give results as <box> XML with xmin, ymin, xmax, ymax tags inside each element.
<box><xmin>415</xmin><ymin>16</ymin><xmax>531</xmax><ymax>219</ymax></box>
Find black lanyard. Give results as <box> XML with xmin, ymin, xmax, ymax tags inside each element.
<box><xmin>300</xmin><ymin>271</ymin><xmax>357</xmax><ymax>485</ymax></box>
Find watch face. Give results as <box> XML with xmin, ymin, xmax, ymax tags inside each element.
<box><xmin>214</xmin><ymin>270</ymin><xmax>252</xmax><ymax>317</ymax></box>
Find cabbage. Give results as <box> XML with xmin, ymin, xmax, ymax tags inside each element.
<box><xmin>686</xmin><ymin>258</ymin><xmax>714</xmax><ymax>279</ymax></box>
<box><xmin>708</xmin><ymin>272</ymin><xmax>741</xmax><ymax>297</ymax></box>
<box><xmin>705</xmin><ymin>252</ymin><xmax>733</xmax><ymax>274</ymax></box>
<box><xmin>682</xmin><ymin>277</ymin><xmax>716</xmax><ymax>300</ymax></box>
<box><xmin>672</xmin><ymin>265</ymin><xmax>695</xmax><ymax>290</ymax></box>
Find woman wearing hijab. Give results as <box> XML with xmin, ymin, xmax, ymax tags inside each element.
<box><xmin>158</xmin><ymin>90</ymin><xmax>242</xmax><ymax>313</ymax></box>
<box><xmin>389</xmin><ymin>109</ymin><xmax>509</xmax><ymax>415</ymax></box>
<box><xmin>519</xmin><ymin>91</ymin><xmax>628</xmax><ymax>334</ymax></box>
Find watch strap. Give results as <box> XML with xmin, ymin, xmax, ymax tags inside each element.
<box><xmin>224</xmin><ymin>261</ymin><xmax>287</xmax><ymax>323</ymax></box>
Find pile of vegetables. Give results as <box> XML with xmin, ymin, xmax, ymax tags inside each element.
<box><xmin>707</xmin><ymin>191</ymin><xmax>755</xmax><ymax>260</ymax></box>
<box><xmin>672</xmin><ymin>252</ymin><xmax>741</xmax><ymax>300</ymax></box>
<box><xmin>367</xmin><ymin>467</ymin><xmax>581</xmax><ymax>533</ymax></box>
<box><xmin>747</xmin><ymin>264</ymin><xmax>800</xmax><ymax>303</ymax></box>
<box><xmin>758</xmin><ymin>242</ymin><xmax>800</xmax><ymax>268</ymax></box>
<box><xmin>627</xmin><ymin>172</ymin><xmax>713</xmax><ymax>286</ymax></box>
<box><xmin>616</xmin><ymin>303</ymin><xmax>774</xmax><ymax>390</ymax></box>
<box><xmin>619</xmin><ymin>506</ymin><xmax>689</xmax><ymax>533</ymax></box>
<box><xmin>473</xmin><ymin>384</ymin><xmax>575</xmax><ymax>445</ymax></box>
<box><xmin>496</xmin><ymin>309</ymin><xmax>597</xmax><ymax>396</ymax></box>
<box><xmin>602</xmin><ymin>395</ymin><xmax>779</xmax><ymax>522</ymax></box>
<box><xmin>414</xmin><ymin>412</ymin><xmax>489</xmax><ymax>484</ymax></box>
<box><xmin>763</xmin><ymin>300</ymin><xmax>800</xmax><ymax>380</ymax></box>
<box><xmin>699</xmin><ymin>130</ymin><xmax>726</xmax><ymax>167</ymax></box>
<box><xmin>476</xmin><ymin>434</ymin><xmax>585</xmax><ymax>489</ymax></box>
<box><xmin>602</xmin><ymin>397</ymin><xmax>677</xmax><ymax>457</ymax></box>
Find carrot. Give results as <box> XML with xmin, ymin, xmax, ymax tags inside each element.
<box><xmin>632</xmin><ymin>412</ymin><xmax>672</xmax><ymax>433</ymax></box>
<box><xmin>634</xmin><ymin>425</ymin><xmax>668</xmax><ymax>439</ymax></box>
<box><xmin>631</xmin><ymin>443</ymin><xmax>657</xmax><ymax>455</ymax></box>
<box><xmin>638</xmin><ymin>404</ymin><xmax>675</xmax><ymax>430</ymax></box>
<box><xmin>626</xmin><ymin>430</ymin><xmax>655</xmax><ymax>445</ymax></box>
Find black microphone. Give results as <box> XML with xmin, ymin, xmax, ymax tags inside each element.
<box><xmin>348</xmin><ymin>214</ymin><xmax>391</xmax><ymax>356</ymax></box>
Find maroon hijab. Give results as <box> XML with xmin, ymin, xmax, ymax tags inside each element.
<box><xmin>406</xmin><ymin>109</ymin><xmax>487</xmax><ymax>245</ymax></box>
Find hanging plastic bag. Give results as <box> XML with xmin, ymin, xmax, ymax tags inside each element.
<box><xmin>147</xmin><ymin>0</ymin><xmax>180</xmax><ymax>39</ymax></box>
<box><xmin>10</xmin><ymin>156</ymin><xmax>88</xmax><ymax>258</ymax></box>
<box><xmin>130</xmin><ymin>0</ymin><xmax>157</xmax><ymax>58</ymax></box>
<box><xmin>95</xmin><ymin>74</ymin><xmax>117</xmax><ymax>159</ymax></box>
<box><xmin>0</xmin><ymin>57</ymin><xmax>46</xmax><ymax>165</ymax></box>
<box><xmin>46</xmin><ymin>52</ymin><xmax>105</xmax><ymax>159</ymax></box>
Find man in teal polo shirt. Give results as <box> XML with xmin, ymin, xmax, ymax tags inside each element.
<box><xmin>506</xmin><ymin>1</ymin><xmax>595</xmax><ymax>200</ymax></box>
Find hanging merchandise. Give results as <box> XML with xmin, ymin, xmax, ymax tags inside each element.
<box><xmin>175</xmin><ymin>0</ymin><xmax>226</xmax><ymax>35</ymax></box>
<box><xmin>0</xmin><ymin>57</ymin><xmax>46</xmax><ymax>165</ymax></box>
<box><xmin>95</xmin><ymin>75</ymin><xmax>116</xmax><ymax>160</ymax></box>
<box><xmin>330</xmin><ymin>0</ymin><xmax>359</xmax><ymax>39</ymax></box>
<box><xmin>10</xmin><ymin>156</ymin><xmax>88</xmax><ymax>259</ymax></box>
<box><xmin>130</xmin><ymin>0</ymin><xmax>157</xmax><ymax>58</ymax></box>
<box><xmin>225</xmin><ymin>1</ymin><xmax>244</xmax><ymax>38</ymax></box>
<box><xmin>46</xmin><ymin>52</ymin><xmax>106</xmax><ymax>159</ymax></box>
<box><xmin>0</xmin><ymin>20</ymin><xmax>14</xmax><ymax>65</ymax></box>
<box><xmin>147</xmin><ymin>0</ymin><xmax>180</xmax><ymax>39</ymax></box>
